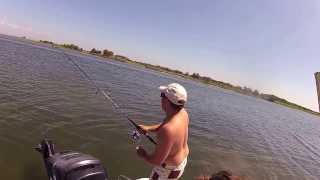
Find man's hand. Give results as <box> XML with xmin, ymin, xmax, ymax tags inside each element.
<box><xmin>136</xmin><ymin>146</ymin><xmax>147</xmax><ymax>159</ymax></box>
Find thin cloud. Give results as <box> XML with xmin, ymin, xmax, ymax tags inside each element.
<box><xmin>0</xmin><ymin>16</ymin><xmax>7</xmax><ymax>25</ymax></box>
<box><xmin>0</xmin><ymin>16</ymin><xmax>51</xmax><ymax>39</ymax></box>
<box><xmin>0</xmin><ymin>16</ymin><xmax>32</xmax><ymax>32</ymax></box>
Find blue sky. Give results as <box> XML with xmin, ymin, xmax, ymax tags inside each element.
<box><xmin>1</xmin><ymin>0</ymin><xmax>320</xmax><ymax>111</ymax></box>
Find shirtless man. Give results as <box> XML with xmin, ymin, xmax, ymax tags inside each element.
<box><xmin>136</xmin><ymin>83</ymin><xmax>189</xmax><ymax>180</ymax></box>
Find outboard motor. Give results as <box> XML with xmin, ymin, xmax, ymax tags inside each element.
<box><xmin>35</xmin><ymin>139</ymin><xmax>108</xmax><ymax>180</ymax></box>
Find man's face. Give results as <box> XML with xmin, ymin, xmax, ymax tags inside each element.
<box><xmin>160</xmin><ymin>93</ymin><xmax>168</xmax><ymax>111</ymax></box>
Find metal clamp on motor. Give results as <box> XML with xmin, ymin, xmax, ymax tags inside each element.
<box><xmin>35</xmin><ymin>139</ymin><xmax>108</xmax><ymax>180</ymax></box>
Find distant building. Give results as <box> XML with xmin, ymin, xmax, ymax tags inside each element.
<box><xmin>315</xmin><ymin>72</ymin><xmax>320</xmax><ymax>112</ymax></box>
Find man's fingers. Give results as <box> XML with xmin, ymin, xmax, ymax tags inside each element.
<box><xmin>136</xmin><ymin>146</ymin><xmax>146</xmax><ymax>158</ymax></box>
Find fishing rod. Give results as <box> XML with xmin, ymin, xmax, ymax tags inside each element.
<box><xmin>60</xmin><ymin>50</ymin><xmax>157</xmax><ymax>145</ymax></box>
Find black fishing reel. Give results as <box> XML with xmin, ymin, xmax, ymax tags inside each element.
<box><xmin>129</xmin><ymin>130</ymin><xmax>142</xmax><ymax>144</ymax></box>
<box><xmin>35</xmin><ymin>139</ymin><xmax>108</xmax><ymax>180</ymax></box>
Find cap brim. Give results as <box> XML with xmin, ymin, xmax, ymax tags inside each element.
<box><xmin>158</xmin><ymin>86</ymin><xmax>168</xmax><ymax>92</ymax></box>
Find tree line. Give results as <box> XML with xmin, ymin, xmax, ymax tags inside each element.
<box><xmin>38</xmin><ymin>39</ymin><xmax>319</xmax><ymax>115</ymax></box>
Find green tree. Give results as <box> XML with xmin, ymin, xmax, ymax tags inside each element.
<box><xmin>102</xmin><ymin>49</ymin><xmax>114</xmax><ymax>57</ymax></box>
<box><xmin>61</xmin><ymin>44</ymin><xmax>80</xmax><ymax>51</ymax></box>
<box><xmin>90</xmin><ymin>48</ymin><xmax>101</xmax><ymax>55</ymax></box>
<box><xmin>253</xmin><ymin>89</ymin><xmax>260</xmax><ymax>96</ymax></box>
<box><xmin>40</xmin><ymin>40</ymin><xmax>54</xmax><ymax>44</ymax></box>
<box><xmin>191</xmin><ymin>73</ymin><xmax>201</xmax><ymax>79</ymax></box>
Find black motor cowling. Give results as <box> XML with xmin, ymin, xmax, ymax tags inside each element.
<box><xmin>36</xmin><ymin>139</ymin><xmax>108</xmax><ymax>180</ymax></box>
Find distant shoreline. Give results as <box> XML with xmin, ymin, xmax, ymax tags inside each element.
<box><xmin>2</xmin><ymin>34</ymin><xmax>319</xmax><ymax>117</ymax></box>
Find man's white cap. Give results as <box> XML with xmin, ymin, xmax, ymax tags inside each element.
<box><xmin>159</xmin><ymin>83</ymin><xmax>187</xmax><ymax>106</ymax></box>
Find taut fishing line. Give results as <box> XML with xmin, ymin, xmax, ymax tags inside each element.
<box><xmin>59</xmin><ymin>49</ymin><xmax>157</xmax><ymax>145</ymax></box>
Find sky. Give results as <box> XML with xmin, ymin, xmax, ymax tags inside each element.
<box><xmin>1</xmin><ymin>0</ymin><xmax>320</xmax><ymax>111</ymax></box>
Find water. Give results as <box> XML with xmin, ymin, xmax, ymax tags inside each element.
<box><xmin>0</xmin><ymin>35</ymin><xmax>320</xmax><ymax>180</ymax></box>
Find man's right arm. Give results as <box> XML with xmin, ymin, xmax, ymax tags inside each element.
<box><xmin>137</xmin><ymin>126</ymin><xmax>173</xmax><ymax>166</ymax></box>
<box><xmin>139</xmin><ymin>123</ymin><xmax>162</xmax><ymax>133</ymax></box>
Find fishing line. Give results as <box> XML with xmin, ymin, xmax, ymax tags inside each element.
<box><xmin>60</xmin><ymin>50</ymin><xmax>157</xmax><ymax>145</ymax></box>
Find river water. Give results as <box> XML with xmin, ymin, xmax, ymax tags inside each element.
<box><xmin>0</xmin><ymin>35</ymin><xmax>320</xmax><ymax>180</ymax></box>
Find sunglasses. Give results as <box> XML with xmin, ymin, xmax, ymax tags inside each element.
<box><xmin>160</xmin><ymin>93</ymin><xmax>166</xmax><ymax>98</ymax></box>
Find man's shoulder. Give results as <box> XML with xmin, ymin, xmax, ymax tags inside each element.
<box><xmin>172</xmin><ymin>109</ymin><xmax>189</xmax><ymax>123</ymax></box>
<box><xmin>158</xmin><ymin>123</ymin><xmax>174</xmax><ymax>136</ymax></box>
<box><xmin>159</xmin><ymin>123</ymin><xmax>172</xmax><ymax>132</ymax></box>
